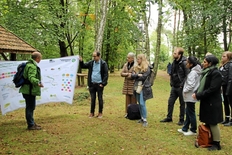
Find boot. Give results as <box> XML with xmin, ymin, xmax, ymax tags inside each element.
<box><xmin>221</xmin><ymin>116</ymin><xmax>230</xmax><ymax>124</ymax></box>
<box><xmin>208</xmin><ymin>141</ymin><xmax>221</xmax><ymax>151</ymax></box>
<box><xmin>224</xmin><ymin>119</ymin><xmax>232</xmax><ymax>126</ymax></box>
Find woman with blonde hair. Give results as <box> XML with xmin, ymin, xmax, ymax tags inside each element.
<box><xmin>219</xmin><ymin>51</ymin><xmax>232</xmax><ymax>125</ymax></box>
<box><xmin>129</xmin><ymin>54</ymin><xmax>153</xmax><ymax>127</ymax></box>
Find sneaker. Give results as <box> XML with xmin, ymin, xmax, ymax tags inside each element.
<box><xmin>160</xmin><ymin>118</ymin><xmax>173</xmax><ymax>122</ymax></box>
<box><xmin>177</xmin><ymin>129</ymin><xmax>187</xmax><ymax>134</ymax></box>
<box><xmin>177</xmin><ymin>121</ymin><xmax>184</xmax><ymax>126</ymax></box>
<box><xmin>143</xmin><ymin>121</ymin><xmax>148</xmax><ymax>127</ymax></box>
<box><xmin>183</xmin><ymin>131</ymin><xmax>197</xmax><ymax>136</ymax></box>
<box><xmin>97</xmin><ymin>113</ymin><xmax>102</xmax><ymax>118</ymax></box>
<box><xmin>28</xmin><ymin>125</ymin><xmax>41</xmax><ymax>130</ymax></box>
<box><xmin>137</xmin><ymin>119</ymin><xmax>144</xmax><ymax>123</ymax></box>
<box><xmin>89</xmin><ymin>113</ymin><xmax>94</xmax><ymax>118</ymax></box>
<box><xmin>124</xmin><ymin>114</ymin><xmax>128</xmax><ymax>118</ymax></box>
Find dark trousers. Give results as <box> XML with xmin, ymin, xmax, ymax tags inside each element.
<box><xmin>222</xmin><ymin>85</ymin><xmax>232</xmax><ymax>117</ymax></box>
<box><xmin>89</xmin><ymin>83</ymin><xmax>104</xmax><ymax>114</ymax></box>
<box><xmin>23</xmin><ymin>94</ymin><xmax>36</xmax><ymax>128</ymax></box>
<box><xmin>167</xmin><ymin>87</ymin><xmax>185</xmax><ymax>121</ymax></box>
<box><xmin>182</xmin><ymin>102</ymin><xmax>197</xmax><ymax>132</ymax></box>
<box><xmin>125</xmin><ymin>94</ymin><xmax>137</xmax><ymax>113</ymax></box>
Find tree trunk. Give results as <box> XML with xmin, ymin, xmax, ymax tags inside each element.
<box><xmin>144</xmin><ymin>1</ymin><xmax>151</xmax><ymax>63</ymax></box>
<box><xmin>154</xmin><ymin>0</ymin><xmax>163</xmax><ymax>79</ymax></box>
<box><xmin>95</xmin><ymin>0</ymin><xmax>108</xmax><ymax>52</ymax></box>
<box><xmin>59</xmin><ymin>0</ymin><xmax>68</xmax><ymax>57</ymax></box>
<box><xmin>177</xmin><ymin>10</ymin><xmax>181</xmax><ymax>46</ymax></box>
<box><xmin>173</xmin><ymin>10</ymin><xmax>177</xmax><ymax>51</ymax></box>
<box><xmin>144</xmin><ymin>14</ymin><xmax>150</xmax><ymax>62</ymax></box>
<box><xmin>59</xmin><ymin>40</ymin><xmax>68</xmax><ymax>57</ymax></box>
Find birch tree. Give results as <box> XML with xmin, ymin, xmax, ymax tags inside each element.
<box><xmin>95</xmin><ymin>0</ymin><xmax>109</xmax><ymax>52</ymax></box>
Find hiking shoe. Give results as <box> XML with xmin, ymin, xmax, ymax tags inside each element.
<box><xmin>177</xmin><ymin>121</ymin><xmax>184</xmax><ymax>126</ymax></box>
<box><xmin>143</xmin><ymin>121</ymin><xmax>148</xmax><ymax>127</ymax></box>
<box><xmin>160</xmin><ymin>118</ymin><xmax>173</xmax><ymax>122</ymax></box>
<box><xmin>34</xmin><ymin>123</ymin><xmax>41</xmax><ymax>127</ymax></box>
<box><xmin>28</xmin><ymin>125</ymin><xmax>41</xmax><ymax>130</ymax></box>
<box><xmin>89</xmin><ymin>113</ymin><xmax>94</xmax><ymax>118</ymax></box>
<box><xmin>183</xmin><ymin>131</ymin><xmax>197</xmax><ymax>136</ymax></box>
<box><xmin>97</xmin><ymin>113</ymin><xmax>102</xmax><ymax>118</ymax></box>
<box><xmin>208</xmin><ymin>145</ymin><xmax>221</xmax><ymax>151</ymax></box>
<box><xmin>137</xmin><ymin>119</ymin><xmax>144</xmax><ymax>123</ymax></box>
<box><xmin>224</xmin><ymin>122</ymin><xmax>232</xmax><ymax>126</ymax></box>
<box><xmin>177</xmin><ymin>129</ymin><xmax>187</xmax><ymax>134</ymax></box>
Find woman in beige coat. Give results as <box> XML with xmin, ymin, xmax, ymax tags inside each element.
<box><xmin>121</xmin><ymin>52</ymin><xmax>137</xmax><ymax>116</ymax></box>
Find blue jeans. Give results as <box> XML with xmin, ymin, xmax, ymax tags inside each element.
<box><xmin>135</xmin><ymin>91</ymin><xmax>147</xmax><ymax>120</ymax></box>
<box><xmin>89</xmin><ymin>83</ymin><xmax>104</xmax><ymax>114</ymax></box>
<box><xmin>182</xmin><ymin>102</ymin><xmax>197</xmax><ymax>133</ymax></box>
<box><xmin>23</xmin><ymin>94</ymin><xmax>36</xmax><ymax>128</ymax></box>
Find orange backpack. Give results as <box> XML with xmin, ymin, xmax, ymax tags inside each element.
<box><xmin>195</xmin><ymin>124</ymin><xmax>213</xmax><ymax>148</ymax></box>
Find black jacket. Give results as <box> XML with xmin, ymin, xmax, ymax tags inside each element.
<box><xmin>170</xmin><ymin>56</ymin><xmax>189</xmax><ymax>88</ymax></box>
<box><xmin>196</xmin><ymin>67</ymin><xmax>223</xmax><ymax>125</ymax></box>
<box><xmin>80</xmin><ymin>59</ymin><xmax>108</xmax><ymax>87</ymax></box>
<box><xmin>219</xmin><ymin>61</ymin><xmax>232</xmax><ymax>95</ymax></box>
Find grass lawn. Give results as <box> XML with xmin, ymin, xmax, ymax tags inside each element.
<box><xmin>0</xmin><ymin>70</ymin><xmax>231</xmax><ymax>155</ymax></box>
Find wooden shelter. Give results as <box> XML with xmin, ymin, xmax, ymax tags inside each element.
<box><xmin>0</xmin><ymin>25</ymin><xmax>38</xmax><ymax>61</ymax></box>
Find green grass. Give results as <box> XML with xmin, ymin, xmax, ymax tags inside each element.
<box><xmin>0</xmin><ymin>70</ymin><xmax>231</xmax><ymax>155</ymax></box>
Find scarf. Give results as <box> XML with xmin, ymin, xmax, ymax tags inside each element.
<box><xmin>197</xmin><ymin>66</ymin><xmax>215</xmax><ymax>93</ymax></box>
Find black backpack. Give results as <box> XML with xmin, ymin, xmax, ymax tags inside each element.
<box><xmin>126</xmin><ymin>104</ymin><xmax>141</xmax><ymax>120</ymax></box>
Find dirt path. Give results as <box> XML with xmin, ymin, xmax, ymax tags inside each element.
<box><xmin>157</xmin><ymin>70</ymin><xmax>170</xmax><ymax>81</ymax></box>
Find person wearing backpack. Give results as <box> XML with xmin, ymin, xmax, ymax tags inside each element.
<box><xmin>219</xmin><ymin>51</ymin><xmax>232</xmax><ymax>126</ymax></box>
<box><xmin>19</xmin><ymin>52</ymin><xmax>44</xmax><ymax>130</ymax></box>
<box><xmin>192</xmin><ymin>55</ymin><xmax>223</xmax><ymax>151</ymax></box>
<box><xmin>177</xmin><ymin>56</ymin><xmax>201</xmax><ymax>136</ymax></box>
<box><xmin>129</xmin><ymin>54</ymin><xmax>153</xmax><ymax>127</ymax></box>
<box><xmin>121</xmin><ymin>52</ymin><xmax>137</xmax><ymax>117</ymax></box>
<box><xmin>160</xmin><ymin>47</ymin><xmax>189</xmax><ymax>125</ymax></box>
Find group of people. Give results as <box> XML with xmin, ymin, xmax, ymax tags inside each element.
<box><xmin>20</xmin><ymin>49</ymin><xmax>232</xmax><ymax>152</ymax></box>
<box><xmin>120</xmin><ymin>48</ymin><xmax>232</xmax><ymax>151</ymax></box>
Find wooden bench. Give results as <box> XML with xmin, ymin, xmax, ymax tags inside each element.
<box><xmin>76</xmin><ymin>73</ymin><xmax>88</xmax><ymax>86</ymax></box>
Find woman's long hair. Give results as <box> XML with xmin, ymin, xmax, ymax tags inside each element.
<box><xmin>134</xmin><ymin>54</ymin><xmax>149</xmax><ymax>73</ymax></box>
<box><xmin>220</xmin><ymin>51</ymin><xmax>232</xmax><ymax>67</ymax></box>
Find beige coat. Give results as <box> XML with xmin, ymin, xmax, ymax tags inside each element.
<box><xmin>121</xmin><ymin>62</ymin><xmax>135</xmax><ymax>95</ymax></box>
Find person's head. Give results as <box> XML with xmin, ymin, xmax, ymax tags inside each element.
<box><xmin>127</xmin><ymin>52</ymin><xmax>135</xmax><ymax>63</ymax></box>
<box><xmin>186</xmin><ymin>56</ymin><xmax>200</xmax><ymax>69</ymax></box>
<box><xmin>202</xmin><ymin>55</ymin><xmax>219</xmax><ymax>69</ymax></box>
<box><xmin>134</xmin><ymin>54</ymin><xmax>149</xmax><ymax>73</ymax></box>
<box><xmin>31</xmin><ymin>51</ymin><xmax>42</xmax><ymax>63</ymax></box>
<box><xmin>221</xmin><ymin>51</ymin><xmax>232</xmax><ymax>65</ymax></box>
<box><xmin>173</xmin><ymin>47</ymin><xmax>184</xmax><ymax>60</ymax></box>
<box><xmin>92</xmin><ymin>51</ymin><xmax>101</xmax><ymax>62</ymax></box>
<box><xmin>205</xmin><ymin>52</ymin><xmax>212</xmax><ymax>56</ymax></box>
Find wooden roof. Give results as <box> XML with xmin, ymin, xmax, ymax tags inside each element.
<box><xmin>0</xmin><ymin>25</ymin><xmax>37</xmax><ymax>54</ymax></box>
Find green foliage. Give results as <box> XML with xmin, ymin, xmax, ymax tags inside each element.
<box><xmin>73</xmin><ymin>91</ymin><xmax>90</xmax><ymax>103</ymax></box>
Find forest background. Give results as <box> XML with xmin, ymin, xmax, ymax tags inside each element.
<box><xmin>0</xmin><ymin>0</ymin><xmax>231</xmax><ymax>77</ymax></box>
<box><xmin>0</xmin><ymin>0</ymin><xmax>232</xmax><ymax>154</ymax></box>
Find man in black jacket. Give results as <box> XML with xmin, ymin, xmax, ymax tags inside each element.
<box><xmin>160</xmin><ymin>47</ymin><xmax>189</xmax><ymax>125</ymax></box>
<box><xmin>79</xmin><ymin>51</ymin><xmax>108</xmax><ymax>118</ymax></box>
